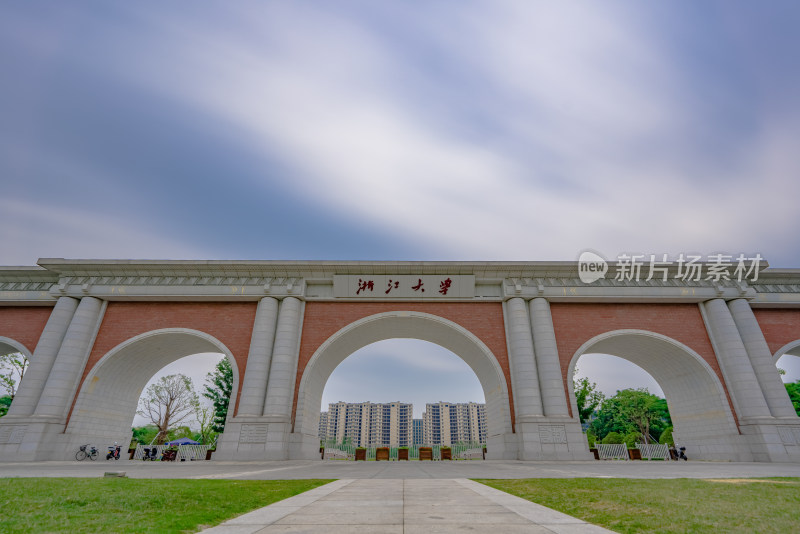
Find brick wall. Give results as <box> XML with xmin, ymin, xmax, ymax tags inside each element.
<box><xmin>753</xmin><ymin>309</ymin><xmax>800</xmax><ymax>355</ymax></box>
<box><xmin>549</xmin><ymin>303</ymin><xmax>735</xmax><ymax>420</ymax></box>
<box><xmin>0</xmin><ymin>306</ymin><xmax>52</xmax><ymax>354</ymax></box>
<box><xmin>72</xmin><ymin>302</ymin><xmax>257</xmax><ymax>421</ymax></box>
<box><xmin>292</xmin><ymin>302</ymin><xmax>513</xmax><ymax>427</ymax></box>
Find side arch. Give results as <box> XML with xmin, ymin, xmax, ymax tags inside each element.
<box><xmin>566</xmin><ymin>329</ymin><xmax>740</xmax><ymax>459</ymax></box>
<box><xmin>66</xmin><ymin>328</ymin><xmax>240</xmax><ymax>445</ymax></box>
<box><xmin>773</xmin><ymin>339</ymin><xmax>800</xmax><ymax>361</ymax></box>
<box><xmin>293</xmin><ymin>311</ymin><xmax>513</xmax><ymax>455</ymax></box>
<box><xmin>0</xmin><ymin>336</ymin><xmax>33</xmax><ymax>359</ymax></box>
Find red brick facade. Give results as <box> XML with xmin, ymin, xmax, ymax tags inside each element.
<box><xmin>74</xmin><ymin>302</ymin><xmax>257</xmax><ymax>419</ymax></box>
<box><xmin>753</xmin><ymin>309</ymin><xmax>800</xmax><ymax>356</ymax></box>
<box><xmin>293</xmin><ymin>302</ymin><xmax>513</xmax><ymax>427</ymax></box>
<box><xmin>0</xmin><ymin>306</ymin><xmax>52</xmax><ymax>354</ymax></box>
<box><xmin>549</xmin><ymin>303</ymin><xmax>735</xmax><ymax>419</ymax></box>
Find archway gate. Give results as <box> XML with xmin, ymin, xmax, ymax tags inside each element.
<box><xmin>0</xmin><ymin>259</ymin><xmax>799</xmax><ymax>462</ymax></box>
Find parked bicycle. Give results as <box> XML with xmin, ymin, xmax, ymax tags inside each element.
<box><xmin>76</xmin><ymin>444</ymin><xmax>98</xmax><ymax>461</ymax></box>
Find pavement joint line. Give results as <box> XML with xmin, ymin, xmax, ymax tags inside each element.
<box><xmin>189</xmin><ymin>464</ymin><xmax>315</xmax><ymax>479</ymax></box>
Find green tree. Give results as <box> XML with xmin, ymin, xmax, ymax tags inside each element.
<box><xmin>131</xmin><ymin>425</ymin><xmax>159</xmax><ymax>446</ymax></box>
<box><xmin>0</xmin><ymin>395</ymin><xmax>11</xmax><ymax>418</ymax></box>
<box><xmin>137</xmin><ymin>374</ymin><xmax>199</xmax><ymax>444</ymax></box>
<box><xmin>573</xmin><ymin>373</ymin><xmax>605</xmax><ymax>425</ymax></box>
<box><xmin>203</xmin><ymin>358</ymin><xmax>233</xmax><ymax>434</ymax></box>
<box><xmin>785</xmin><ymin>380</ymin><xmax>800</xmax><ymax>416</ymax></box>
<box><xmin>0</xmin><ymin>352</ymin><xmax>29</xmax><ymax>400</ymax></box>
<box><xmin>659</xmin><ymin>426</ymin><xmax>674</xmax><ymax>446</ymax></box>
<box><xmin>602</xmin><ymin>431</ymin><xmax>624</xmax><ymax>444</ymax></box>
<box><xmin>195</xmin><ymin>404</ymin><xmax>217</xmax><ymax>444</ymax></box>
<box><xmin>589</xmin><ymin>388</ymin><xmax>671</xmax><ymax>443</ymax></box>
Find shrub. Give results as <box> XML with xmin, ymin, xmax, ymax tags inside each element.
<box><xmin>659</xmin><ymin>426</ymin><xmax>674</xmax><ymax>446</ymax></box>
<box><xmin>602</xmin><ymin>432</ymin><xmax>624</xmax><ymax>444</ymax></box>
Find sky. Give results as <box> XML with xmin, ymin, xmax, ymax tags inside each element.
<box><xmin>2</xmin><ymin>2</ymin><xmax>800</xmax><ymax>425</ymax></box>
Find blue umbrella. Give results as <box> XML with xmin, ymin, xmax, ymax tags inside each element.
<box><xmin>165</xmin><ymin>437</ymin><xmax>199</xmax><ymax>446</ymax></box>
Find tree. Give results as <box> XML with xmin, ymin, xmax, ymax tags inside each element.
<box><xmin>615</xmin><ymin>388</ymin><xmax>671</xmax><ymax>444</ymax></box>
<box><xmin>203</xmin><ymin>358</ymin><xmax>233</xmax><ymax>433</ymax></box>
<box><xmin>589</xmin><ymin>388</ymin><xmax>671</xmax><ymax>444</ymax></box>
<box><xmin>574</xmin><ymin>373</ymin><xmax>605</xmax><ymax>424</ymax></box>
<box><xmin>0</xmin><ymin>395</ymin><xmax>11</xmax><ymax>418</ymax></box>
<box><xmin>195</xmin><ymin>404</ymin><xmax>217</xmax><ymax>444</ymax></box>
<box><xmin>0</xmin><ymin>352</ymin><xmax>29</xmax><ymax>400</ymax></box>
<box><xmin>137</xmin><ymin>374</ymin><xmax>199</xmax><ymax>444</ymax></box>
<box><xmin>131</xmin><ymin>425</ymin><xmax>159</xmax><ymax>446</ymax></box>
<box><xmin>786</xmin><ymin>380</ymin><xmax>800</xmax><ymax>417</ymax></box>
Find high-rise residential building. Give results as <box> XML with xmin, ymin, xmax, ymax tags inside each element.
<box><xmin>319</xmin><ymin>401</ymin><xmax>413</xmax><ymax>447</ymax></box>
<box><xmin>422</xmin><ymin>401</ymin><xmax>487</xmax><ymax>446</ymax></box>
<box><xmin>412</xmin><ymin>418</ymin><xmax>423</xmax><ymax>446</ymax></box>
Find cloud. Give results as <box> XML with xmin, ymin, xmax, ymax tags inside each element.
<box><xmin>0</xmin><ymin>197</ymin><xmax>204</xmax><ymax>265</ymax></box>
<box><xmin>98</xmin><ymin>2</ymin><xmax>800</xmax><ymax>263</ymax></box>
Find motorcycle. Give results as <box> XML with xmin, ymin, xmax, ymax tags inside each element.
<box><xmin>142</xmin><ymin>447</ymin><xmax>159</xmax><ymax>461</ymax></box>
<box><xmin>106</xmin><ymin>443</ymin><xmax>121</xmax><ymax>460</ymax></box>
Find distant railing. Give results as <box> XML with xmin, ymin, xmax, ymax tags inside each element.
<box><xmin>636</xmin><ymin>443</ymin><xmax>670</xmax><ymax>460</ymax></box>
<box><xmin>594</xmin><ymin>443</ymin><xmax>629</xmax><ymax>460</ymax></box>
<box><xmin>321</xmin><ymin>442</ymin><xmax>484</xmax><ymax>461</ymax></box>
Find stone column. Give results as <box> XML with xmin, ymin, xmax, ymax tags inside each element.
<box><xmin>262</xmin><ymin>297</ymin><xmax>303</xmax><ymax>419</ymax></box>
<box><xmin>529</xmin><ymin>298</ymin><xmax>570</xmax><ymax>417</ymax></box>
<box><xmin>728</xmin><ymin>299</ymin><xmax>797</xmax><ymax>418</ymax></box>
<box><xmin>34</xmin><ymin>297</ymin><xmax>104</xmax><ymax>420</ymax></box>
<box><xmin>7</xmin><ymin>297</ymin><xmax>78</xmax><ymax>417</ymax></box>
<box><xmin>236</xmin><ymin>297</ymin><xmax>279</xmax><ymax>416</ymax></box>
<box><xmin>505</xmin><ymin>298</ymin><xmax>543</xmax><ymax>418</ymax></box>
<box><xmin>700</xmin><ymin>299</ymin><xmax>771</xmax><ymax>420</ymax></box>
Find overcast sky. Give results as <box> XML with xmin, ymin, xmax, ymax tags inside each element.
<box><xmin>2</xmin><ymin>2</ymin><xmax>799</xmax><ymax>425</ymax></box>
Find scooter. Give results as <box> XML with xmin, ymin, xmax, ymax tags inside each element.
<box><xmin>106</xmin><ymin>443</ymin><xmax>121</xmax><ymax>460</ymax></box>
<box><xmin>670</xmin><ymin>446</ymin><xmax>688</xmax><ymax>461</ymax></box>
<box><xmin>142</xmin><ymin>447</ymin><xmax>159</xmax><ymax>461</ymax></box>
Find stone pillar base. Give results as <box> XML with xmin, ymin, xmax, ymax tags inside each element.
<box><xmin>214</xmin><ymin>418</ymin><xmax>291</xmax><ymax>460</ymax></box>
<box><xmin>514</xmin><ymin>417</ymin><xmax>592</xmax><ymax>460</ymax></box>
<box><xmin>739</xmin><ymin>418</ymin><xmax>800</xmax><ymax>463</ymax></box>
<box><xmin>288</xmin><ymin>432</ymin><xmax>323</xmax><ymax>460</ymax></box>
<box><xmin>0</xmin><ymin>417</ymin><xmax>110</xmax><ymax>461</ymax></box>
<box><xmin>485</xmin><ymin>432</ymin><xmax>518</xmax><ymax>459</ymax></box>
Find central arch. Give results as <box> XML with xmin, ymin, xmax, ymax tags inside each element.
<box><xmin>293</xmin><ymin>311</ymin><xmax>514</xmax><ymax>459</ymax></box>
<box><xmin>567</xmin><ymin>329</ymin><xmax>744</xmax><ymax>460</ymax></box>
<box><xmin>65</xmin><ymin>328</ymin><xmax>240</xmax><ymax>454</ymax></box>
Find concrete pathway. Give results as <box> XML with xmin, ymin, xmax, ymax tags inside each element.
<box><xmin>202</xmin><ymin>478</ymin><xmax>612</xmax><ymax>533</ymax></box>
<box><xmin>3</xmin><ymin>459</ymin><xmax>799</xmax><ymax>480</ymax></box>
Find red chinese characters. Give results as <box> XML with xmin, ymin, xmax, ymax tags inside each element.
<box><xmin>356</xmin><ymin>279</ymin><xmax>374</xmax><ymax>295</ymax></box>
<box><xmin>439</xmin><ymin>278</ymin><xmax>452</xmax><ymax>295</ymax></box>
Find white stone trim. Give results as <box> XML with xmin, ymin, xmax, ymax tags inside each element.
<box><xmin>0</xmin><ymin>336</ymin><xmax>33</xmax><ymax>359</ymax></box>
<box><xmin>66</xmin><ymin>328</ymin><xmax>240</xmax><ymax>439</ymax></box>
<box><xmin>566</xmin><ymin>328</ymin><xmax>739</xmax><ymax>450</ymax></box>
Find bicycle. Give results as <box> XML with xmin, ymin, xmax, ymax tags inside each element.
<box><xmin>76</xmin><ymin>444</ymin><xmax>98</xmax><ymax>461</ymax></box>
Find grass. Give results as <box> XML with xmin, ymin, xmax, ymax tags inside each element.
<box><xmin>0</xmin><ymin>478</ymin><xmax>333</xmax><ymax>533</ymax></box>
<box><xmin>475</xmin><ymin>477</ymin><xmax>800</xmax><ymax>533</ymax></box>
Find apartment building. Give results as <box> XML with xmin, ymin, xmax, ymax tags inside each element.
<box><xmin>412</xmin><ymin>418</ymin><xmax>423</xmax><ymax>446</ymax></box>
<box><xmin>319</xmin><ymin>401</ymin><xmax>413</xmax><ymax>447</ymax></box>
<box><xmin>422</xmin><ymin>401</ymin><xmax>487</xmax><ymax>446</ymax></box>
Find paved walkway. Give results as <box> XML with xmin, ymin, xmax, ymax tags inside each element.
<box><xmin>202</xmin><ymin>478</ymin><xmax>613</xmax><ymax>533</ymax></box>
<box><xmin>2</xmin><ymin>459</ymin><xmax>799</xmax><ymax>480</ymax></box>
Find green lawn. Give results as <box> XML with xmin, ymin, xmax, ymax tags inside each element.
<box><xmin>0</xmin><ymin>478</ymin><xmax>333</xmax><ymax>533</ymax></box>
<box><xmin>475</xmin><ymin>477</ymin><xmax>800</xmax><ymax>533</ymax></box>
